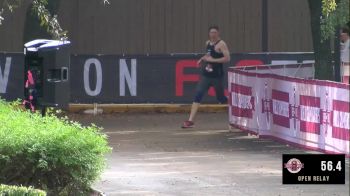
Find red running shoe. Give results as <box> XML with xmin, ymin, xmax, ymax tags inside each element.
<box><xmin>182</xmin><ymin>120</ymin><xmax>194</xmax><ymax>128</ymax></box>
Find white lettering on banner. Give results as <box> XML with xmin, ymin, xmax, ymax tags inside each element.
<box><xmin>119</xmin><ymin>59</ymin><xmax>137</xmax><ymax>96</ymax></box>
<box><xmin>231</xmin><ymin>92</ymin><xmax>253</xmax><ymax>109</ymax></box>
<box><xmin>333</xmin><ymin>111</ymin><xmax>350</xmax><ymax>129</ymax></box>
<box><xmin>300</xmin><ymin>106</ymin><xmax>320</xmax><ymax>123</ymax></box>
<box><xmin>272</xmin><ymin>100</ymin><xmax>289</xmax><ymax>117</ymax></box>
<box><xmin>84</xmin><ymin>58</ymin><xmax>102</xmax><ymax>96</ymax></box>
<box><xmin>0</xmin><ymin>57</ymin><xmax>11</xmax><ymax>93</ymax></box>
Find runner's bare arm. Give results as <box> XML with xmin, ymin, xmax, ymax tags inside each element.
<box><xmin>197</xmin><ymin>41</ymin><xmax>211</xmax><ymax>65</ymax></box>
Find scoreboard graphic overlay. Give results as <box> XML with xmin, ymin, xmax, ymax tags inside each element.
<box><xmin>283</xmin><ymin>154</ymin><xmax>345</xmax><ymax>184</ymax></box>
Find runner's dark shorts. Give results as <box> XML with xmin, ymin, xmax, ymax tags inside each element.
<box><xmin>194</xmin><ymin>76</ymin><xmax>227</xmax><ymax>103</ymax></box>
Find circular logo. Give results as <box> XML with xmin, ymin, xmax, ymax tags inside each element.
<box><xmin>284</xmin><ymin>158</ymin><xmax>304</xmax><ymax>174</ymax></box>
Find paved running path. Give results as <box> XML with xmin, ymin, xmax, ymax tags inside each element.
<box><xmin>71</xmin><ymin>113</ymin><xmax>349</xmax><ymax>196</ymax></box>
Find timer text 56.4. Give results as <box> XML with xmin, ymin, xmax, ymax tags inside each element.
<box><xmin>321</xmin><ymin>161</ymin><xmax>342</xmax><ymax>171</ymax></box>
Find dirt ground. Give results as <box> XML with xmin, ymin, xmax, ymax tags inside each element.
<box><xmin>71</xmin><ymin>112</ymin><xmax>349</xmax><ymax>196</ymax></box>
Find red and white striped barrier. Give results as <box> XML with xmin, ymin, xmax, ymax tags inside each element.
<box><xmin>228</xmin><ymin>64</ymin><xmax>350</xmax><ymax>155</ymax></box>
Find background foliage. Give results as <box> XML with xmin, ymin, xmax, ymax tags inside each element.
<box><xmin>321</xmin><ymin>0</ymin><xmax>350</xmax><ymax>41</ymax></box>
<box><xmin>0</xmin><ymin>184</ymin><xmax>46</xmax><ymax>196</ymax></box>
<box><xmin>0</xmin><ymin>0</ymin><xmax>109</xmax><ymax>39</ymax></box>
<box><xmin>0</xmin><ymin>100</ymin><xmax>111</xmax><ymax>195</ymax></box>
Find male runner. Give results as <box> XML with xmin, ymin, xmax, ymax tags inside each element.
<box><xmin>182</xmin><ymin>25</ymin><xmax>230</xmax><ymax>128</ymax></box>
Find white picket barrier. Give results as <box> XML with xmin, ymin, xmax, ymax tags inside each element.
<box><xmin>228</xmin><ymin>63</ymin><xmax>350</xmax><ymax>155</ymax></box>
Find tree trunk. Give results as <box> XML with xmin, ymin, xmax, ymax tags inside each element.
<box><xmin>308</xmin><ymin>0</ymin><xmax>334</xmax><ymax>80</ymax></box>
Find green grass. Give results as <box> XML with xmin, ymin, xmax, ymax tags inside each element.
<box><xmin>0</xmin><ymin>184</ymin><xmax>46</xmax><ymax>196</ymax></box>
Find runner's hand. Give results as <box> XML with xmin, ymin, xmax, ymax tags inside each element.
<box><xmin>197</xmin><ymin>59</ymin><xmax>203</xmax><ymax>67</ymax></box>
<box><xmin>197</xmin><ymin>54</ymin><xmax>211</xmax><ymax>66</ymax></box>
<box><xmin>202</xmin><ymin>55</ymin><xmax>215</xmax><ymax>63</ymax></box>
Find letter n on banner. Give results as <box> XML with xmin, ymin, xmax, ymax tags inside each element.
<box><xmin>332</xmin><ymin>100</ymin><xmax>350</xmax><ymax>140</ymax></box>
<box><xmin>271</xmin><ymin>90</ymin><xmax>290</xmax><ymax>128</ymax></box>
<box><xmin>299</xmin><ymin>95</ymin><xmax>321</xmax><ymax>134</ymax></box>
<box><xmin>231</xmin><ymin>83</ymin><xmax>255</xmax><ymax>118</ymax></box>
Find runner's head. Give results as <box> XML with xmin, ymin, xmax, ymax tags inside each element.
<box><xmin>208</xmin><ymin>25</ymin><xmax>220</xmax><ymax>41</ymax></box>
<box><xmin>341</xmin><ymin>27</ymin><xmax>349</xmax><ymax>42</ymax></box>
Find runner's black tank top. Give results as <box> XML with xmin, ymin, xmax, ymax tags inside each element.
<box><xmin>202</xmin><ymin>40</ymin><xmax>224</xmax><ymax>78</ymax></box>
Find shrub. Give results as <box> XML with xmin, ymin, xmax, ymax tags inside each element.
<box><xmin>0</xmin><ymin>100</ymin><xmax>111</xmax><ymax>195</ymax></box>
<box><xmin>0</xmin><ymin>184</ymin><xmax>46</xmax><ymax>196</ymax></box>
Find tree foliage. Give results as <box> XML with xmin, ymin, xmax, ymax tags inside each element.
<box><xmin>321</xmin><ymin>0</ymin><xmax>350</xmax><ymax>41</ymax></box>
<box><xmin>308</xmin><ymin>0</ymin><xmax>333</xmax><ymax>80</ymax></box>
<box><xmin>309</xmin><ymin>0</ymin><xmax>349</xmax><ymax>80</ymax></box>
<box><xmin>0</xmin><ymin>0</ymin><xmax>109</xmax><ymax>39</ymax></box>
<box><xmin>31</xmin><ymin>0</ymin><xmax>67</xmax><ymax>39</ymax></box>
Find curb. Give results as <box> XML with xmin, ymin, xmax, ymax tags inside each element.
<box><xmin>69</xmin><ymin>104</ymin><xmax>227</xmax><ymax>113</ymax></box>
<box><xmin>90</xmin><ymin>187</ymin><xmax>106</xmax><ymax>196</ymax></box>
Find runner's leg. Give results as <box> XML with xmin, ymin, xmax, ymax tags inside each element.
<box><xmin>189</xmin><ymin>76</ymin><xmax>211</xmax><ymax>121</ymax></box>
<box><xmin>212</xmin><ymin>77</ymin><xmax>227</xmax><ymax>104</ymax></box>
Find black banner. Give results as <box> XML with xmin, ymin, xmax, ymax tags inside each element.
<box><xmin>1</xmin><ymin>52</ymin><xmax>314</xmax><ymax>103</ymax></box>
<box><xmin>282</xmin><ymin>154</ymin><xmax>345</xmax><ymax>184</ymax></box>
